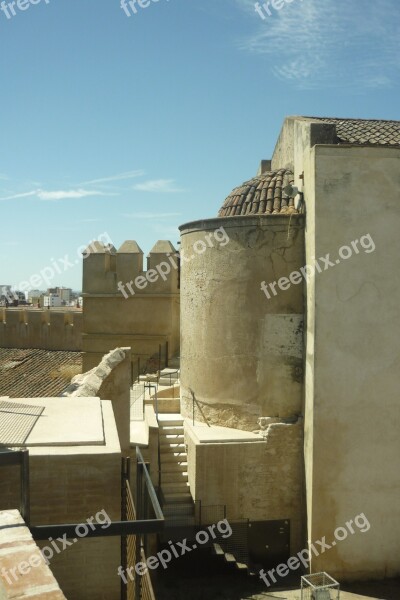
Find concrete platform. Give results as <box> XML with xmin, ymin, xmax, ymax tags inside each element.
<box><xmin>4</xmin><ymin>397</ymin><xmax>105</xmax><ymax>446</ymax></box>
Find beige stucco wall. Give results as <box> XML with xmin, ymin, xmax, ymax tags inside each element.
<box><xmin>304</xmin><ymin>144</ymin><xmax>400</xmax><ymax>580</ymax></box>
<box><xmin>0</xmin><ymin>309</ymin><xmax>82</xmax><ymax>351</ymax></box>
<box><xmin>0</xmin><ymin>401</ymin><xmax>121</xmax><ymax>600</ymax></box>
<box><xmin>179</xmin><ymin>216</ymin><xmax>305</xmax><ymax>432</ymax></box>
<box><xmin>185</xmin><ymin>421</ymin><xmax>304</xmax><ymax>556</ymax></box>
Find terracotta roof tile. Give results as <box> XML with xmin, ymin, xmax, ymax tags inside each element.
<box><xmin>218</xmin><ymin>169</ymin><xmax>298</xmax><ymax>218</ymax></box>
<box><xmin>305</xmin><ymin>116</ymin><xmax>400</xmax><ymax>147</ymax></box>
<box><xmin>0</xmin><ymin>349</ymin><xmax>82</xmax><ymax>398</ymax></box>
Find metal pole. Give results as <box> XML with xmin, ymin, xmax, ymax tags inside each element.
<box><xmin>21</xmin><ymin>449</ymin><xmax>30</xmax><ymax>526</ymax></box>
<box><xmin>121</xmin><ymin>458</ymin><xmax>128</xmax><ymax>600</ymax></box>
<box><xmin>135</xmin><ymin>461</ymin><xmax>143</xmax><ymax>600</ymax></box>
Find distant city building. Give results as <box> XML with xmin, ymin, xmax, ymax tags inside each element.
<box><xmin>57</xmin><ymin>287</ymin><xmax>72</xmax><ymax>305</ymax></box>
<box><xmin>43</xmin><ymin>293</ymin><xmax>62</xmax><ymax>308</ymax></box>
<box><xmin>28</xmin><ymin>289</ymin><xmax>42</xmax><ymax>305</ymax></box>
<box><xmin>0</xmin><ymin>286</ymin><xmax>25</xmax><ymax>306</ymax></box>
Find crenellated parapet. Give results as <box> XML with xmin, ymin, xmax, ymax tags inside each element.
<box><xmin>81</xmin><ymin>239</ymin><xmax>180</xmax><ymax>373</ymax></box>
<box><xmin>0</xmin><ymin>308</ymin><xmax>82</xmax><ymax>351</ymax></box>
<box><xmin>82</xmin><ymin>239</ymin><xmax>179</xmax><ymax>296</ymax></box>
<box><xmin>82</xmin><ymin>241</ymin><xmax>117</xmax><ymax>294</ymax></box>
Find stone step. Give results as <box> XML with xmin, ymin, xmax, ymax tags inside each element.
<box><xmin>160</xmin><ymin>442</ymin><xmax>186</xmax><ymax>451</ymax></box>
<box><xmin>159</xmin><ymin>421</ymin><xmax>183</xmax><ymax>429</ymax></box>
<box><xmin>159</xmin><ymin>431</ymin><xmax>184</xmax><ymax>439</ymax></box>
<box><xmin>161</xmin><ymin>462</ymin><xmax>188</xmax><ymax>473</ymax></box>
<box><xmin>163</xmin><ymin>491</ymin><xmax>192</xmax><ymax>504</ymax></box>
<box><xmin>162</xmin><ymin>482</ymin><xmax>190</xmax><ymax>492</ymax></box>
<box><xmin>224</xmin><ymin>553</ymin><xmax>237</xmax><ymax>564</ymax></box>
<box><xmin>160</xmin><ymin>452</ymin><xmax>187</xmax><ymax>464</ymax></box>
<box><xmin>235</xmin><ymin>562</ymin><xmax>249</xmax><ymax>571</ymax></box>
<box><xmin>161</xmin><ymin>470</ymin><xmax>188</xmax><ymax>483</ymax></box>
<box><xmin>212</xmin><ymin>543</ymin><xmax>225</xmax><ymax>556</ymax></box>
<box><xmin>162</xmin><ymin>503</ymin><xmax>194</xmax><ymax>517</ymax></box>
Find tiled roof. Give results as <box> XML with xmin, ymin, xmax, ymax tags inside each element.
<box><xmin>0</xmin><ymin>349</ymin><xmax>82</xmax><ymax>398</ymax></box>
<box><xmin>218</xmin><ymin>169</ymin><xmax>298</xmax><ymax>217</ymax></box>
<box><xmin>305</xmin><ymin>117</ymin><xmax>400</xmax><ymax>147</ymax></box>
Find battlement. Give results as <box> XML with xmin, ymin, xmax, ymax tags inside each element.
<box><xmin>0</xmin><ymin>308</ymin><xmax>82</xmax><ymax>351</ymax></box>
<box><xmin>82</xmin><ymin>239</ymin><xmax>179</xmax><ymax>296</ymax></box>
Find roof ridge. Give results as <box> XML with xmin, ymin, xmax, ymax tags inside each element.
<box><xmin>302</xmin><ymin>115</ymin><xmax>400</xmax><ymax>124</ymax></box>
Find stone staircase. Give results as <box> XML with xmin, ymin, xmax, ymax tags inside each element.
<box><xmin>158</xmin><ymin>414</ymin><xmax>195</xmax><ymax>525</ymax></box>
<box><xmin>211</xmin><ymin>542</ymin><xmax>255</xmax><ymax>576</ymax></box>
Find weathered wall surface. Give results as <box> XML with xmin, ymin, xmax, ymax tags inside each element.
<box><xmin>63</xmin><ymin>347</ymin><xmax>131</xmax><ymax>452</ymax></box>
<box><xmin>179</xmin><ymin>216</ymin><xmax>305</xmax><ymax>432</ymax></box>
<box><xmin>82</xmin><ymin>240</ymin><xmax>180</xmax><ymax>373</ymax></box>
<box><xmin>304</xmin><ymin>144</ymin><xmax>400</xmax><ymax>580</ymax></box>
<box><xmin>185</xmin><ymin>420</ymin><xmax>304</xmax><ymax>556</ymax></box>
<box><xmin>0</xmin><ymin>309</ymin><xmax>82</xmax><ymax>351</ymax></box>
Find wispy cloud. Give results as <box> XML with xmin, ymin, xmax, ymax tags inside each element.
<box><xmin>133</xmin><ymin>179</ymin><xmax>185</xmax><ymax>193</ymax></box>
<box><xmin>80</xmin><ymin>170</ymin><xmax>145</xmax><ymax>186</ymax></box>
<box><xmin>121</xmin><ymin>212</ymin><xmax>182</xmax><ymax>219</ymax></box>
<box><xmin>236</xmin><ymin>0</ymin><xmax>400</xmax><ymax>89</ymax></box>
<box><xmin>0</xmin><ymin>188</ymin><xmax>115</xmax><ymax>201</ymax></box>
<box><xmin>152</xmin><ymin>223</ymin><xmax>181</xmax><ymax>237</ymax></box>
<box><xmin>0</xmin><ymin>174</ymin><xmax>8</xmax><ymax>181</ymax></box>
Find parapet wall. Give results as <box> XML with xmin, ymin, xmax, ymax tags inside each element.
<box><xmin>82</xmin><ymin>239</ymin><xmax>180</xmax><ymax>373</ymax></box>
<box><xmin>82</xmin><ymin>239</ymin><xmax>179</xmax><ymax>295</ymax></box>
<box><xmin>0</xmin><ymin>309</ymin><xmax>82</xmax><ymax>351</ymax></box>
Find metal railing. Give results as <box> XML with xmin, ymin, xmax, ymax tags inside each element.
<box><xmin>0</xmin><ymin>449</ymin><xmax>30</xmax><ymax>525</ymax></box>
<box><xmin>123</xmin><ymin>472</ymin><xmax>157</xmax><ymax>600</ymax></box>
<box><xmin>189</xmin><ymin>388</ymin><xmax>211</xmax><ymax>427</ymax></box>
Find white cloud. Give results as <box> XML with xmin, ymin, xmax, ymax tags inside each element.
<box><xmin>37</xmin><ymin>189</ymin><xmax>107</xmax><ymax>201</ymax></box>
<box><xmin>133</xmin><ymin>179</ymin><xmax>185</xmax><ymax>193</ymax></box>
<box><xmin>80</xmin><ymin>170</ymin><xmax>145</xmax><ymax>185</ymax></box>
<box><xmin>0</xmin><ymin>188</ymin><xmax>115</xmax><ymax>201</ymax></box>
<box><xmin>236</xmin><ymin>0</ymin><xmax>400</xmax><ymax>89</ymax></box>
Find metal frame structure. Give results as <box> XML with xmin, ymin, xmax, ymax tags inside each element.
<box><xmin>0</xmin><ymin>448</ymin><xmax>30</xmax><ymax>525</ymax></box>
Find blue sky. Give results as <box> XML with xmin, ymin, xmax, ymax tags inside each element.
<box><xmin>0</xmin><ymin>0</ymin><xmax>399</xmax><ymax>290</ymax></box>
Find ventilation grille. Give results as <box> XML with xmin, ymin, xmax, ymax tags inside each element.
<box><xmin>0</xmin><ymin>401</ymin><xmax>44</xmax><ymax>446</ymax></box>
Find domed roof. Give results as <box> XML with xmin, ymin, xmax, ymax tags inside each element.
<box><xmin>218</xmin><ymin>168</ymin><xmax>298</xmax><ymax>217</ymax></box>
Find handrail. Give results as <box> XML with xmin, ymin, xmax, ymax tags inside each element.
<box><xmin>31</xmin><ymin>447</ymin><xmax>164</xmax><ymax>540</ymax></box>
<box><xmin>189</xmin><ymin>388</ymin><xmax>211</xmax><ymax>427</ymax></box>
<box><xmin>136</xmin><ymin>447</ymin><xmax>164</xmax><ymax>521</ymax></box>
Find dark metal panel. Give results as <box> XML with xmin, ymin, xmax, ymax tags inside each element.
<box><xmin>248</xmin><ymin>519</ymin><xmax>290</xmax><ymax>567</ymax></box>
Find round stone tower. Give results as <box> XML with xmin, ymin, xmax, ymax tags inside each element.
<box><xmin>179</xmin><ymin>168</ymin><xmax>305</xmax><ymax>431</ymax></box>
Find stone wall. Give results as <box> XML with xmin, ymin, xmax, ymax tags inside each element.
<box><xmin>185</xmin><ymin>419</ymin><xmax>304</xmax><ymax>557</ymax></box>
<box><xmin>82</xmin><ymin>240</ymin><xmax>180</xmax><ymax>373</ymax></box>
<box><xmin>62</xmin><ymin>347</ymin><xmax>131</xmax><ymax>453</ymax></box>
<box><xmin>0</xmin><ymin>309</ymin><xmax>82</xmax><ymax>351</ymax></box>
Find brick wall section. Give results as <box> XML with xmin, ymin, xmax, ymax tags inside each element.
<box><xmin>0</xmin><ymin>510</ymin><xmax>67</xmax><ymax>599</ymax></box>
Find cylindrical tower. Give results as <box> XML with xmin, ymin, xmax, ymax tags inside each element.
<box><xmin>179</xmin><ymin>169</ymin><xmax>305</xmax><ymax>431</ymax></box>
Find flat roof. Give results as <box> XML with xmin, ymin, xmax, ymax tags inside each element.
<box><xmin>0</xmin><ymin>397</ymin><xmax>105</xmax><ymax>447</ymax></box>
